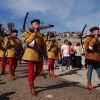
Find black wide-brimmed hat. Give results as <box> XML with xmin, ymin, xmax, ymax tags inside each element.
<box><xmin>90</xmin><ymin>26</ymin><xmax>99</xmax><ymax>32</ymax></box>
<box><xmin>31</xmin><ymin>19</ymin><xmax>40</xmax><ymax>24</ymax></box>
<box><xmin>11</xmin><ymin>29</ymin><xmax>18</xmax><ymax>33</ymax></box>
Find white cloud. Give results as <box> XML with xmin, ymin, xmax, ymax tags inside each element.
<box><xmin>0</xmin><ymin>0</ymin><xmax>74</xmax><ymax>18</ymax></box>
<box><xmin>0</xmin><ymin>0</ymin><xmax>50</xmax><ymax>16</ymax></box>
<box><xmin>0</xmin><ymin>0</ymin><xmax>100</xmax><ymax>32</ymax></box>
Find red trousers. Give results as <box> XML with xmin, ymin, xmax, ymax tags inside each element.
<box><xmin>0</xmin><ymin>57</ymin><xmax>6</xmax><ymax>71</ymax></box>
<box><xmin>48</xmin><ymin>58</ymin><xmax>55</xmax><ymax>72</ymax></box>
<box><xmin>27</xmin><ymin>61</ymin><xmax>43</xmax><ymax>85</ymax></box>
<box><xmin>7</xmin><ymin>57</ymin><xmax>18</xmax><ymax>75</ymax></box>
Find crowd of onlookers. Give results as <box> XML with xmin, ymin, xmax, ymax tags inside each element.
<box><xmin>54</xmin><ymin>39</ymin><xmax>86</xmax><ymax>72</ymax></box>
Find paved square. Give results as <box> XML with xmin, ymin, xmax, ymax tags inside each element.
<box><xmin>0</xmin><ymin>63</ymin><xmax>100</xmax><ymax>100</ymax></box>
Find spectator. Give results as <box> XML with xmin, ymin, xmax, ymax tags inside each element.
<box><xmin>69</xmin><ymin>42</ymin><xmax>76</xmax><ymax>68</ymax></box>
<box><xmin>74</xmin><ymin>42</ymin><xmax>82</xmax><ymax>68</ymax></box>
<box><xmin>61</xmin><ymin>39</ymin><xmax>70</xmax><ymax>72</ymax></box>
<box><xmin>81</xmin><ymin>44</ymin><xmax>86</xmax><ymax>69</ymax></box>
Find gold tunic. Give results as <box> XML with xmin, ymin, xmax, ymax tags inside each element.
<box><xmin>5</xmin><ymin>37</ymin><xmax>22</xmax><ymax>58</ymax></box>
<box><xmin>46</xmin><ymin>41</ymin><xmax>59</xmax><ymax>59</ymax></box>
<box><xmin>0</xmin><ymin>37</ymin><xmax>7</xmax><ymax>57</ymax></box>
<box><xmin>22</xmin><ymin>31</ymin><xmax>47</xmax><ymax>61</ymax></box>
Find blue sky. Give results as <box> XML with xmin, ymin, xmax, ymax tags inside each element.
<box><xmin>0</xmin><ymin>0</ymin><xmax>100</xmax><ymax>38</ymax></box>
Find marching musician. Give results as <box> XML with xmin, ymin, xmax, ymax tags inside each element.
<box><xmin>22</xmin><ymin>19</ymin><xmax>47</xmax><ymax>96</ymax></box>
<box><xmin>0</xmin><ymin>36</ymin><xmax>7</xmax><ymax>75</ymax></box>
<box><xmin>46</xmin><ymin>37</ymin><xmax>59</xmax><ymax>77</ymax></box>
<box><xmin>5</xmin><ymin>30</ymin><xmax>22</xmax><ymax>80</ymax></box>
<box><xmin>84</xmin><ymin>27</ymin><xmax>100</xmax><ymax>90</ymax></box>
<box><xmin>0</xmin><ymin>24</ymin><xmax>8</xmax><ymax>75</ymax></box>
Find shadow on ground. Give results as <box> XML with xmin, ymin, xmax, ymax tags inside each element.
<box><xmin>57</xmin><ymin>68</ymin><xmax>82</xmax><ymax>77</ymax></box>
<box><xmin>0</xmin><ymin>80</ymin><xmax>6</xmax><ymax>84</ymax></box>
<box><xmin>94</xmin><ymin>84</ymin><xmax>100</xmax><ymax>89</ymax></box>
<box><xmin>0</xmin><ymin>92</ymin><xmax>16</xmax><ymax>100</ymax></box>
<box><xmin>36</xmin><ymin>78</ymin><xmax>87</xmax><ymax>93</ymax></box>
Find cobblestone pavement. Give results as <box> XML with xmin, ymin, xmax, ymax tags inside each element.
<box><xmin>0</xmin><ymin>63</ymin><xmax>100</xmax><ymax>100</ymax></box>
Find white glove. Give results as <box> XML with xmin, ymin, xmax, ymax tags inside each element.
<box><xmin>89</xmin><ymin>46</ymin><xmax>93</xmax><ymax>50</ymax></box>
<box><xmin>28</xmin><ymin>40</ymin><xmax>35</xmax><ymax>47</ymax></box>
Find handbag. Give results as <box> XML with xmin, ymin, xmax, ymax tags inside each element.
<box><xmin>85</xmin><ymin>52</ymin><xmax>100</xmax><ymax>61</ymax></box>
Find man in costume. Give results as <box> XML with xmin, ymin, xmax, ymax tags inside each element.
<box><xmin>5</xmin><ymin>30</ymin><xmax>22</xmax><ymax>80</ymax></box>
<box><xmin>22</xmin><ymin>19</ymin><xmax>47</xmax><ymax>96</ymax></box>
<box><xmin>46</xmin><ymin>37</ymin><xmax>59</xmax><ymax>77</ymax></box>
<box><xmin>0</xmin><ymin>24</ymin><xmax>8</xmax><ymax>75</ymax></box>
<box><xmin>84</xmin><ymin>26</ymin><xmax>100</xmax><ymax>90</ymax></box>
